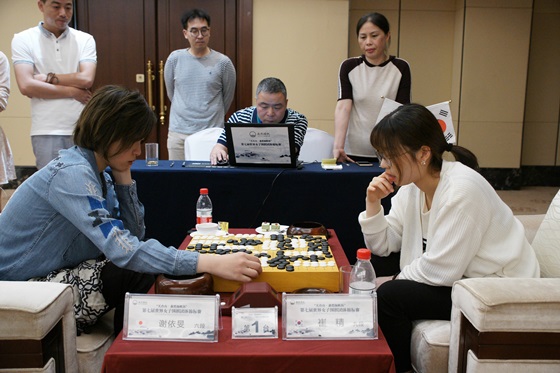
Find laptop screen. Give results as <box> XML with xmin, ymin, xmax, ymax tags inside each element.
<box><xmin>224</xmin><ymin>123</ymin><xmax>298</xmax><ymax>167</ymax></box>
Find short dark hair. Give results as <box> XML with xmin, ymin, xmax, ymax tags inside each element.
<box><xmin>73</xmin><ymin>85</ymin><xmax>156</xmax><ymax>161</ymax></box>
<box><xmin>371</xmin><ymin>103</ymin><xmax>479</xmax><ymax>175</ymax></box>
<box><xmin>255</xmin><ymin>77</ymin><xmax>287</xmax><ymax>98</ymax></box>
<box><xmin>181</xmin><ymin>8</ymin><xmax>211</xmax><ymax>29</ymax></box>
<box><xmin>356</xmin><ymin>12</ymin><xmax>390</xmax><ymax>35</ymax></box>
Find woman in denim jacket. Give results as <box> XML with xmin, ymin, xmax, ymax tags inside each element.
<box><xmin>0</xmin><ymin>85</ymin><xmax>262</xmax><ymax>332</ymax></box>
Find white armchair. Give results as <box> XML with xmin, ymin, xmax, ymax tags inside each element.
<box><xmin>412</xmin><ymin>189</ymin><xmax>560</xmax><ymax>372</ymax></box>
<box><xmin>0</xmin><ymin>281</ymin><xmax>114</xmax><ymax>373</ymax></box>
<box><xmin>299</xmin><ymin>128</ymin><xmax>334</xmax><ymax>162</ymax></box>
<box><xmin>184</xmin><ymin>127</ymin><xmax>223</xmax><ymax>161</ymax></box>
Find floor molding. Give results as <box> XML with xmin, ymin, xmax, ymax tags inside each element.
<box><xmin>476</xmin><ymin>166</ymin><xmax>559</xmax><ymax>190</ymax></box>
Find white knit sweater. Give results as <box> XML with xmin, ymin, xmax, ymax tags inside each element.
<box><xmin>359</xmin><ymin>160</ymin><xmax>540</xmax><ymax>286</ymax></box>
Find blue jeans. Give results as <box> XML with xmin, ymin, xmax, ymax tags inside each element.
<box><xmin>31</xmin><ymin>135</ymin><xmax>73</xmax><ymax>169</ymax></box>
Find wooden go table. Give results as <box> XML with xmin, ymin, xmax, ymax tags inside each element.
<box><xmin>101</xmin><ymin>229</ymin><xmax>396</xmax><ymax>373</ymax></box>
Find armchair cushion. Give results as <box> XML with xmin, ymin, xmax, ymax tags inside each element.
<box><xmin>0</xmin><ymin>357</ymin><xmax>56</xmax><ymax>373</ymax></box>
<box><xmin>531</xmin><ymin>190</ymin><xmax>560</xmax><ymax>277</ymax></box>
<box><xmin>412</xmin><ymin>198</ymin><xmax>557</xmax><ymax>373</ymax></box>
<box><xmin>452</xmin><ymin>278</ymin><xmax>560</xmax><ymax>332</ymax></box>
<box><xmin>449</xmin><ymin>278</ymin><xmax>560</xmax><ymax>372</ymax></box>
<box><xmin>411</xmin><ymin>319</ymin><xmax>449</xmax><ymax>373</ymax></box>
<box><xmin>514</xmin><ymin>214</ymin><xmax>545</xmax><ymax>244</ymax></box>
<box><xmin>0</xmin><ymin>282</ymin><xmax>78</xmax><ymax>373</ymax></box>
<box><xmin>76</xmin><ymin>310</ymin><xmax>115</xmax><ymax>373</ymax></box>
<box><xmin>464</xmin><ymin>350</ymin><xmax>560</xmax><ymax>373</ymax></box>
<box><xmin>0</xmin><ymin>282</ymin><xmax>74</xmax><ymax>339</ymax></box>
<box><xmin>0</xmin><ymin>282</ymin><xmax>114</xmax><ymax>373</ymax></box>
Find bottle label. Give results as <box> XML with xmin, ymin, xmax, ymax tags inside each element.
<box><xmin>197</xmin><ymin>216</ymin><xmax>212</xmax><ymax>224</ymax></box>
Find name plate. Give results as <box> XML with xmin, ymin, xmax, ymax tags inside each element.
<box><xmin>232</xmin><ymin>306</ymin><xmax>278</xmax><ymax>339</ymax></box>
<box><xmin>282</xmin><ymin>293</ymin><xmax>377</xmax><ymax>340</ymax></box>
<box><xmin>123</xmin><ymin>293</ymin><xmax>220</xmax><ymax>342</ymax></box>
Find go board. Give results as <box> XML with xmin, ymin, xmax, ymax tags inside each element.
<box><xmin>186</xmin><ymin>233</ymin><xmax>340</xmax><ymax>292</ymax></box>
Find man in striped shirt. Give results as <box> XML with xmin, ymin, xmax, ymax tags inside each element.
<box><xmin>210</xmin><ymin>77</ymin><xmax>308</xmax><ymax>165</ymax></box>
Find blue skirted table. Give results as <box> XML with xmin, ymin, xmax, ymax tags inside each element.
<box><xmin>127</xmin><ymin>160</ymin><xmax>390</xmax><ymax>262</ymax></box>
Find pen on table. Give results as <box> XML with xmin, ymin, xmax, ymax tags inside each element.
<box><xmin>170</xmin><ymin>161</ymin><xmax>174</xmax><ymax>167</ymax></box>
<box><xmin>182</xmin><ymin>161</ymin><xmax>186</xmax><ymax>167</ymax></box>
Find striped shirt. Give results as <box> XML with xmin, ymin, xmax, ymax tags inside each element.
<box><xmin>217</xmin><ymin>106</ymin><xmax>308</xmax><ymax>150</ymax></box>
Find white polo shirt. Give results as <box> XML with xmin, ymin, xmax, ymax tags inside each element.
<box><xmin>12</xmin><ymin>23</ymin><xmax>96</xmax><ymax>136</ymax></box>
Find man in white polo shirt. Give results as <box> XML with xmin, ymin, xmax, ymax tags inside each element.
<box><xmin>12</xmin><ymin>0</ymin><xmax>97</xmax><ymax>169</ymax></box>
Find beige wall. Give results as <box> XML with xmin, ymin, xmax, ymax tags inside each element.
<box><xmin>349</xmin><ymin>0</ymin><xmax>457</xmax><ymax>107</ymax></box>
<box><xmin>400</xmin><ymin>0</ymin><xmax>457</xmax><ymax>107</ymax></box>
<box><xmin>253</xmin><ymin>0</ymin><xmax>348</xmax><ymax>132</ymax></box>
<box><xmin>458</xmin><ymin>0</ymin><xmax>533</xmax><ymax>168</ymax></box>
<box><xmin>0</xmin><ymin>0</ymin><xmax>41</xmax><ymax>166</ymax></box>
<box><xmin>348</xmin><ymin>0</ymin><xmax>559</xmax><ymax>168</ymax></box>
<box><xmin>522</xmin><ymin>0</ymin><xmax>560</xmax><ymax>165</ymax></box>
<box><xmin>1</xmin><ymin>0</ymin><xmax>559</xmax><ymax>169</ymax></box>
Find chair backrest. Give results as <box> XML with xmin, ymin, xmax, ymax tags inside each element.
<box><xmin>531</xmin><ymin>189</ymin><xmax>560</xmax><ymax>278</ymax></box>
<box><xmin>184</xmin><ymin>127</ymin><xmax>224</xmax><ymax>161</ymax></box>
<box><xmin>299</xmin><ymin>128</ymin><xmax>334</xmax><ymax>162</ymax></box>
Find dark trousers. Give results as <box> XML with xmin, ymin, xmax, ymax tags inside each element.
<box><xmin>377</xmin><ymin>279</ymin><xmax>453</xmax><ymax>373</ymax></box>
<box><xmin>371</xmin><ymin>252</ymin><xmax>401</xmax><ymax>277</ymax></box>
<box><xmin>100</xmin><ymin>262</ymin><xmax>155</xmax><ymax>333</ymax></box>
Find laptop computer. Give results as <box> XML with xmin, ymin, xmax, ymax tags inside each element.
<box><xmin>224</xmin><ymin>123</ymin><xmax>300</xmax><ymax>168</ymax></box>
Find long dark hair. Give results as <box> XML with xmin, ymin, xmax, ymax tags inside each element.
<box><xmin>370</xmin><ymin>103</ymin><xmax>479</xmax><ymax>177</ymax></box>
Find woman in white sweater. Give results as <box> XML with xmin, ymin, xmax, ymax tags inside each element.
<box><xmin>358</xmin><ymin>103</ymin><xmax>539</xmax><ymax>373</ymax></box>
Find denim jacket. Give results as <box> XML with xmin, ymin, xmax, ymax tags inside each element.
<box><xmin>0</xmin><ymin>146</ymin><xmax>198</xmax><ymax>280</ymax></box>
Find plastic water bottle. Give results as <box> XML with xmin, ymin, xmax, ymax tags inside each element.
<box><xmin>196</xmin><ymin>188</ymin><xmax>213</xmax><ymax>224</ymax></box>
<box><xmin>349</xmin><ymin>248</ymin><xmax>376</xmax><ymax>295</ymax></box>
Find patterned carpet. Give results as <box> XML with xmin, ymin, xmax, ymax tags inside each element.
<box><xmin>496</xmin><ymin>186</ymin><xmax>558</xmax><ymax>215</ymax></box>
<box><xmin>0</xmin><ymin>187</ymin><xmax>13</xmax><ymax>212</ymax></box>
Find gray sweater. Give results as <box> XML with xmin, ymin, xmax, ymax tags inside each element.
<box><xmin>164</xmin><ymin>49</ymin><xmax>236</xmax><ymax>134</ymax></box>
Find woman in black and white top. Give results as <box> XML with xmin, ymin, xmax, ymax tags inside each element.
<box><xmin>334</xmin><ymin>12</ymin><xmax>411</xmax><ymax>163</ymax></box>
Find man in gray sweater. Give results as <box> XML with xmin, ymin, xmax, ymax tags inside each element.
<box><xmin>164</xmin><ymin>8</ymin><xmax>236</xmax><ymax>160</ymax></box>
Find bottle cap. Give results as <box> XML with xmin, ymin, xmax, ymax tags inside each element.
<box><xmin>356</xmin><ymin>248</ymin><xmax>371</xmax><ymax>260</ymax></box>
<box><xmin>200</xmin><ymin>188</ymin><xmax>208</xmax><ymax>194</ymax></box>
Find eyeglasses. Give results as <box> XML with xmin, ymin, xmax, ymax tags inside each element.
<box><xmin>374</xmin><ymin>150</ymin><xmax>407</xmax><ymax>167</ymax></box>
<box><xmin>189</xmin><ymin>27</ymin><xmax>209</xmax><ymax>37</ymax></box>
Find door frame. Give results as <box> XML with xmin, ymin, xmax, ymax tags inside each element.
<box><xmin>74</xmin><ymin>0</ymin><xmax>253</xmax><ymax>159</ymax></box>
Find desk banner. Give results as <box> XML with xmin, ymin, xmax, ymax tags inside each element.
<box><xmin>282</xmin><ymin>293</ymin><xmax>378</xmax><ymax>340</ymax></box>
<box><xmin>123</xmin><ymin>293</ymin><xmax>220</xmax><ymax>342</ymax></box>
